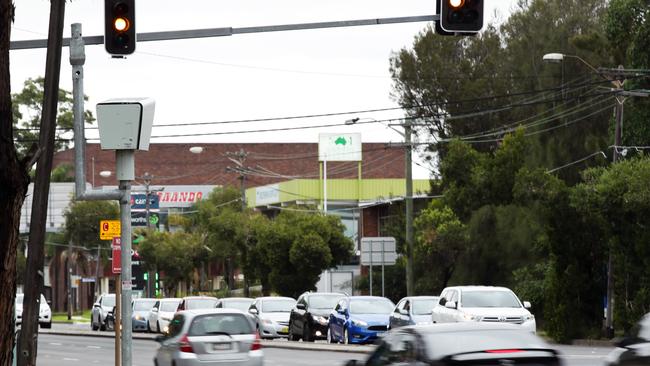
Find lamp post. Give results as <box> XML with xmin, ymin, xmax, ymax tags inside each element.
<box><xmin>543</xmin><ymin>53</ymin><xmax>624</xmax><ymax>338</ymax></box>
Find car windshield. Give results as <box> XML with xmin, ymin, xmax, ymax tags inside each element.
<box><xmin>461</xmin><ymin>291</ymin><xmax>521</xmax><ymax>308</ymax></box>
<box><xmin>189</xmin><ymin>313</ymin><xmax>253</xmax><ymax>336</ymax></box>
<box><xmin>261</xmin><ymin>299</ymin><xmax>295</xmax><ymax>313</ymax></box>
<box><xmin>161</xmin><ymin>301</ymin><xmax>180</xmax><ymax>312</ymax></box>
<box><xmin>223</xmin><ymin>300</ymin><xmax>253</xmax><ymax>312</ymax></box>
<box><xmin>102</xmin><ymin>296</ymin><xmax>116</xmax><ymax>308</ymax></box>
<box><xmin>412</xmin><ymin>299</ymin><xmax>438</xmax><ymax>315</ymax></box>
<box><xmin>186</xmin><ymin>298</ymin><xmax>218</xmax><ymax>309</ymax></box>
<box><xmin>15</xmin><ymin>294</ymin><xmax>23</xmax><ymax>304</ymax></box>
<box><xmin>309</xmin><ymin>295</ymin><xmax>344</xmax><ymax>309</ymax></box>
<box><xmin>422</xmin><ymin>329</ymin><xmax>548</xmax><ymax>360</ymax></box>
<box><xmin>133</xmin><ymin>299</ymin><xmax>157</xmax><ymax>311</ymax></box>
<box><xmin>350</xmin><ymin>298</ymin><xmax>394</xmax><ymax>314</ymax></box>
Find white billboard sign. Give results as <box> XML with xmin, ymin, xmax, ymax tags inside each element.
<box><xmin>360</xmin><ymin>237</ymin><xmax>397</xmax><ymax>265</ymax></box>
<box><xmin>255</xmin><ymin>184</ymin><xmax>281</xmax><ymax>206</ymax></box>
<box><xmin>318</xmin><ymin>133</ymin><xmax>362</xmax><ymax>162</ymax></box>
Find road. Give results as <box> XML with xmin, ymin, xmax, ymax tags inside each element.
<box><xmin>34</xmin><ymin>333</ymin><xmax>612</xmax><ymax>366</ymax></box>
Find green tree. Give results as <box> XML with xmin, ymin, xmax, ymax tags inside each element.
<box><xmin>63</xmin><ymin>200</ymin><xmax>120</xmax><ymax>251</ymax></box>
<box><xmin>257</xmin><ymin>210</ymin><xmax>353</xmax><ymax>298</ymax></box>
<box><xmin>12</xmin><ymin>77</ymin><xmax>95</xmax><ymax>157</ymax></box>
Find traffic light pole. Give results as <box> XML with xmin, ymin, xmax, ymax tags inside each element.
<box><xmin>70</xmin><ymin>23</ymin><xmax>134</xmax><ymax>366</ymax></box>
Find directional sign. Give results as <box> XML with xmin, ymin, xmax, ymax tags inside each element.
<box><xmin>100</xmin><ymin>220</ymin><xmax>121</xmax><ymax>240</ymax></box>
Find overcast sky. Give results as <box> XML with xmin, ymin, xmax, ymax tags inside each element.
<box><xmin>10</xmin><ymin>0</ymin><xmax>519</xmax><ymax>179</ymax></box>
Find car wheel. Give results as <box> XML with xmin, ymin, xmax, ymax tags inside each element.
<box><xmin>91</xmin><ymin>315</ymin><xmax>99</xmax><ymax>331</ymax></box>
<box><xmin>157</xmin><ymin>321</ymin><xmax>161</xmax><ymax>334</ymax></box>
<box><xmin>41</xmin><ymin>322</ymin><xmax>52</xmax><ymax>329</ymax></box>
<box><xmin>147</xmin><ymin>321</ymin><xmax>151</xmax><ymax>333</ymax></box>
<box><xmin>327</xmin><ymin>326</ymin><xmax>335</xmax><ymax>344</ymax></box>
<box><xmin>100</xmin><ymin>316</ymin><xmax>106</xmax><ymax>331</ymax></box>
<box><xmin>344</xmin><ymin>328</ymin><xmax>350</xmax><ymax>345</ymax></box>
<box><xmin>153</xmin><ymin>358</ymin><xmax>159</xmax><ymax>366</ymax></box>
<box><xmin>303</xmin><ymin>323</ymin><xmax>313</xmax><ymax>342</ymax></box>
<box><xmin>288</xmin><ymin>323</ymin><xmax>298</xmax><ymax>341</ymax></box>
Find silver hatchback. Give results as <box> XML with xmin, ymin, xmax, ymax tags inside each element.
<box><xmin>154</xmin><ymin>308</ymin><xmax>263</xmax><ymax>366</ymax></box>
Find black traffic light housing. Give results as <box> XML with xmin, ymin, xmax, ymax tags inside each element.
<box><xmin>104</xmin><ymin>0</ymin><xmax>136</xmax><ymax>55</ymax></box>
<box><xmin>438</xmin><ymin>0</ymin><xmax>484</xmax><ymax>34</ymax></box>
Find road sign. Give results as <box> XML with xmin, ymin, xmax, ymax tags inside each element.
<box><xmin>112</xmin><ymin>237</ymin><xmax>121</xmax><ymax>274</ymax></box>
<box><xmin>360</xmin><ymin>237</ymin><xmax>397</xmax><ymax>265</ymax></box>
<box><xmin>100</xmin><ymin>220</ymin><xmax>121</xmax><ymax>240</ymax></box>
<box><xmin>130</xmin><ymin>194</ymin><xmax>159</xmax><ymax>210</ymax></box>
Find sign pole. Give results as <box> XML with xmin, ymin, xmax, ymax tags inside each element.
<box><xmin>115</xmin><ymin>273</ymin><xmax>121</xmax><ymax>366</ymax></box>
<box><xmin>369</xmin><ymin>242</ymin><xmax>373</xmax><ymax>296</ymax></box>
<box><xmin>382</xmin><ymin>240</ymin><xmax>385</xmax><ymax>298</ymax></box>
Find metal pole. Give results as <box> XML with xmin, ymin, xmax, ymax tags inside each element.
<box><xmin>95</xmin><ymin>245</ymin><xmax>101</xmax><ymax>299</ymax></box>
<box><xmin>404</xmin><ymin>122</ymin><xmax>414</xmax><ymax>297</ymax></box>
<box><xmin>144</xmin><ymin>173</ymin><xmax>151</xmax><ymax>298</ymax></box>
<box><xmin>323</xmin><ymin>158</ymin><xmax>328</xmax><ymax>213</ymax></box>
<box><xmin>115</xmin><ymin>274</ymin><xmax>121</xmax><ymax>366</ymax></box>
<box><xmin>381</xmin><ymin>240</ymin><xmax>385</xmax><ymax>298</ymax></box>
<box><xmin>67</xmin><ymin>240</ymin><xmax>73</xmax><ymax>320</ymax></box>
<box><xmin>117</xmin><ymin>150</ymin><xmax>134</xmax><ymax>366</ymax></box>
<box><xmin>369</xmin><ymin>242</ymin><xmax>373</xmax><ymax>296</ymax></box>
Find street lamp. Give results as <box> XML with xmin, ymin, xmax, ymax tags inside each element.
<box><xmin>543</xmin><ymin>52</ymin><xmax>624</xmax><ymax>339</ymax></box>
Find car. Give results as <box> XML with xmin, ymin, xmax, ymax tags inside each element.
<box><xmin>177</xmin><ymin>296</ymin><xmax>219</xmax><ymax>312</ymax></box>
<box><xmin>148</xmin><ymin>298</ymin><xmax>181</xmax><ymax>334</ymax></box>
<box><xmin>15</xmin><ymin>293</ymin><xmax>52</xmax><ymax>329</ymax></box>
<box><xmin>132</xmin><ymin>298</ymin><xmax>157</xmax><ymax>332</ymax></box>
<box><xmin>389</xmin><ymin>296</ymin><xmax>439</xmax><ymax>329</ymax></box>
<box><xmin>431</xmin><ymin>286</ymin><xmax>536</xmax><ymax>333</ymax></box>
<box><xmin>91</xmin><ymin>293</ymin><xmax>116</xmax><ymax>331</ymax></box>
<box><xmin>215</xmin><ymin>297</ymin><xmax>254</xmax><ymax>313</ymax></box>
<box><xmin>288</xmin><ymin>292</ymin><xmax>345</xmax><ymax>342</ymax></box>
<box><xmin>153</xmin><ymin>308</ymin><xmax>263</xmax><ymax>366</ymax></box>
<box><xmin>328</xmin><ymin>296</ymin><xmax>395</xmax><ymax>345</ymax></box>
<box><xmin>248</xmin><ymin>296</ymin><xmax>296</xmax><ymax>339</ymax></box>
<box><xmin>343</xmin><ymin>322</ymin><xmax>562</xmax><ymax>366</ymax></box>
<box><xmin>605</xmin><ymin>312</ymin><xmax>650</xmax><ymax>366</ymax></box>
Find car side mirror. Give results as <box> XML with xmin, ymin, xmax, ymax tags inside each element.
<box><xmin>399</xmin><ymin>309</ymin><xmax>409</xmax><ymax>316</ymax></box>
<box><xmin>296</xmin><ymin>303</ymin><xmax>306</xmax><ymax>310</ymax></box>
<box><xmin>151</xmin><ymin>308</ymin><xmax>158</xmax><ymax>312</ymax></box>
<box><xmin>445</xmin><ymin>301</ymin><xmax>457</xmax><ymax>309</ymax></box>
<box><xmin>523</xmin><ymin>301</ymin><xmax>532</xmax><ymax>309</ymax></box>
<box><xmin>337</xmin><ymin>307</ymin><xmax>346</xmax><ymax>314</ymax></box>
<box><xmin>93</xmin><ymin>303</ymin><xmax>100</xmax><ymax>308</ymax></box>
<box><xmin>249</xmin><ymin>308</ymin><xmax>258</xmax><ymax>315</ymax></box>
<box><xmin>154</xmin><ymin>335</ymin><xmax>167</xmax><ymax>343</ymax></box>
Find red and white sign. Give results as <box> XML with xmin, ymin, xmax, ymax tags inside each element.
<box><xmin>112</xmin><ymin>237</ymin><xmax>121</xmax><ymax>274</ymax></box>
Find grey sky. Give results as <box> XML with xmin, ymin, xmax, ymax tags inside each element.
<box><xmin>10</xmin><ymin>0</ymin><xmax>519</xmax><ymax>179</ymax></box>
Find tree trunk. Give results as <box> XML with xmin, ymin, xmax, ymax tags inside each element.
<box><xmin>0</xmin><ymin>1</ymin><xmax>31</xmax><ymax>366</ymax></box>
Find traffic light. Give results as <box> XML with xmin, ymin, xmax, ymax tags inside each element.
<box><xmin>438</xmin><ymin>0</ymin><xmax>484</xmax><ymax>34</ymax></box>
<box><xmin>104</xmin><ymin>0</ymin><xmax>136</xmax><ymax>55</ymax></box>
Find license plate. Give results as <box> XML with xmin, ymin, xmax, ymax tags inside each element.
<box><xmin>280</xmin><ymin>326</ymin><xmax>288</xmax><ymax>333</ymax></box>
<box><xmin>212</xmin><ymin>343</ymin><xmax>232</xmax><ymax>351</ymax></box>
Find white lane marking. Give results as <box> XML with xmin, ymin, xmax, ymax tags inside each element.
<box><xmin>86</xmin><ymin>345</ymin><xmax>101</xmax><ymax>349</ymax></box>
<box><xmin>63</xmin><ymin>358</ymin><xmax>79</xmax><ymax>361</ymax></box>
<box><xmin>49</xmin><ymin>342</ymin><xmax>62</xmax><ymax>346</ymax></box>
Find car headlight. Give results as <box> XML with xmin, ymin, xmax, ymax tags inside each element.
<box><xmin>462</xmin><ymin>313</ymin><xmax>481</xmax><ymax>321</ymax></box>
<box><xmin>134</xmin><ymin>314</ymin><xmax>144</xmax><ymax>321</ymax></box>
<box><xmin>525</xmin><ymin>314</ymin><xmax>535</xmax><ymax>321</ymax></box>
<box><xmin>351</xmin><ymin>319</ymin><xmax>368</xmax><ymax>327</ymax></box>
<box><xmin>312</xmin><ymin>315</ymin><xmax>328</xmax><ymax>325</ymax></box>
<box><xmin>262</xmin><ymin>318</ymin><xmax>273</xmax><ymax>325</ymax></box>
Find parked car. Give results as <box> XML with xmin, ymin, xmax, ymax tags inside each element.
<box><xmin>148</xmin><ymin>298</ymin><xmax>181</xmax><ymax>334</ymax></box>
<box><xmin>15</xmin><ymin>293</ymin><xmax>51</xmax><ymax>329</ymax></box>
<box><xmin>389</xmin><ymin>296</ymin><xmax>439</xmax><ymax>329</ymax></box>
<box><xmin>215</xmin><ymin>297</ymin><xmax>254</xmax><ymax>313</ymax></box>
<box><xmin>91</xmin><ymin>293</ymin><xmax>116</xmax><ymax>331</ymax></box>
<box><xmin>606</xmin><ymin>312</ymin><xmax>650</xmax><ymax>366</ymax></box>
<box><xmin>343</xmin><ymin>322</ymin><xmax>562</xmax><ymax>366</ymax></box>
<box><xmin>132</xmin><ymin>298</ymin><xmax>157</xmax><ymax>332</ymax></box>
<box><xmin>328</xmin><ymin>296</ymin><xmax>395</xmax><ymax>344</ymax></box>
<box><xmin>177</xmin><ymin>296</ymin><xmax>219</xmax><ymax>312</ymax></box>
<box><xmin>288</xmin><ymin>292</ymin><xmax>345</xmax><ymax>342</ymax></box>
<box><xmin>431</xmin><ymin>286</ymin><xmax>536</xmax><ymax>333</ymax></box>
<box><xmin>153</xmin><ymin>308</ymin><xmax>263</xmax><ymax>366</ymax></box>
<box><xmin>248</xmin><ymin>296</ymin><xmax>296</xmax><ymax>339</ymax></box>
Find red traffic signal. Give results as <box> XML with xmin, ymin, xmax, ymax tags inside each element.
<box><xmin>104</xmin><ymin>0</ymin><xmax>136</xmax><ymax>55</ymax></box>
<box><xmin>438</xmin><ymin>0</ymin><xmax>484</xmax><ymax>34</ymax></box>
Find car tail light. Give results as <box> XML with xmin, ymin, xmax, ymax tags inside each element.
<box><xmin>250</xmin><ymin>332</ymin><xmax>262</xmax><ymax>351</ymax></box>
<box><xmin>179</xmin><ymin>334</ymin><xmax>194</xmax><ymax>353</ymax></box>
<box><xmin>485</xmin><ymin>349</ymin><xmax>523</xmax><ymax>354</ymax></box>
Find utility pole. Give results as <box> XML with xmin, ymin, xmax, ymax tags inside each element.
<box><xmin>404</xmin><ymin>122</ymin><xmax>414</xmax><ymax>297</ymax></box>
<box><xmin>225</xmin><ymin>149</ymin><xmax>249</xmax><ymax>295</ymax></box>
<box><xmin>67</xmin><ymin>239</ymin><xmax>73</xmax><ymax>320</ymax></box>
<box><xmin>143</xmin><ymin>172</ymin><xmax>153</xmax><ymax>298</ymax></box>
<box><xmin>19</xmin><ymin>1</ymin><xmax>65</xmax><ymax>365</ymax></box>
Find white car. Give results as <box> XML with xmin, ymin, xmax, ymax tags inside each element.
<box><xmin>148</xmin><ymin>298</ymin><xmax>181</xmax><ymax>334</ymax></box>
<box><xmin>91</xmin><ymin>293</ymin><xmax>116</xmax><ymax>331</ymax></box>
<box><xmin>431</xmin><ymin>286</ymin><xmax>536</xmax><ymax>333</ymax></box>
<box><xmin>15</xmin><ymin>293</ymin><xmax>52</xmax><ymax>329</ymax></box>
<box><xmin>248</xmin><ymin>296</ymin><xmax>296</xmax><ymax>339</ymax></box>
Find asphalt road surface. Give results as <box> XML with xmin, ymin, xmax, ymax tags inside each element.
<box><xmin>35</xmin><ymin>333</ymin><xmax>613</xmax><ymax>366</ymax></box>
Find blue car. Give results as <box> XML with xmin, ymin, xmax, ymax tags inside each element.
<box><xmin>327</xmin><ymin>296</ymin><xmax>395</xmax><ymax>344</ymax></box>
<box><xmin>131</xmin><ymin>298</ymin><xmax>157</xmax><ymax>332</ymax></box>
